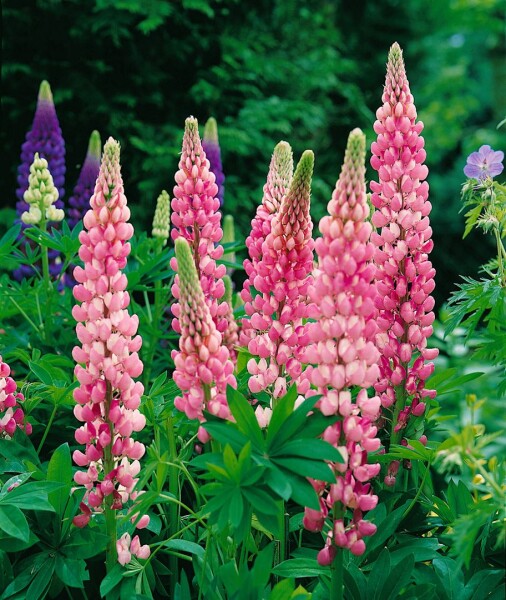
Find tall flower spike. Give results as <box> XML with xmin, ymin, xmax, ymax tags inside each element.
<box><xmin>202</xmin><ymin>117</ymin><xmax>225</xmax><ymax>207</ymax></box>
<box><xmin>68</xmin><ymin>131</ymin><xmax>102</xmax><ymax>230</ymax></box>
<box><xmin>0</xmin><ymin>356</ymin><xmax>32</xmax><ymax>439</ymax></box>
<box><xmin>302</xmin><ymin>129</ymin><xmax>381</xmax><ymax>558</ymax></box>
<box><xmin>245</xmin><ymin>150</ymin><xmax>314</xmax><ymax>401</ymax></box>
<box><xmin>16</xmin><ymin>81</ymin><xmax>66</xmax><ymax>216</ymax></box>
<box><xmin>171</xmin><ymin>238</ymin><xmax>236</xmax><ymax>429</ymax></box>
<box><xmin>170</xmin><ymin>116</ymin><xmax>229</xmax><ymax>336</ymax></box>
<box><xmin>241</xmin><ymin>141</ymin><xmax>293</xmax><ymax>347</ymax></box>
<box><xmin>71</xmin><ymin>138</ymin><xmax>149</xmax><ymax>530</ymax></box>
<box><xmin>370</xmin><ymin>43</ymin><xmax>438</xmax><ymax>460</ymax></box>
<box><xmin>21</xmin><ymin>153</ymin><xmax>64</xmax><ymax>225</ymax></box>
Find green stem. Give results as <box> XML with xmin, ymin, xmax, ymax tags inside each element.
<box><xmin>390</xmin><ymin>383</ymin><xmax>407</xmax><ymax>448</ymax></box>
<box><xmin>167</xmin><ymin>414</ymin><xmax>179</xmax><ymax>596</ymax></box>
<box><xmin>37</xmin><ymin>401</ymin><xmax>59</xmax><ymax>454</ymax></box>
<box><xmin>330</xmin><ymin>547</ymin><xmax>344</xmax><ymax>600</ymax></box>
<box><xmin>39</xmin><ymin>216</ymin><xmax>53</xmax><ymax>343</ymax></box>
<box><xmin>494</xmin><ymin>227</ymin><xmax>505</xmax><ymax>286</ymax></box>
<box><xmin>9</xmin><ymin>296</ymin><xmax>40</xmax><ymax>333</ymax></box>
<box><xmin>278</xmin><ymin>501</ymin><xmax>286</xmax><ymax>565</ymax></box>
<box><xmin>402</xmin><ymin>459</ymin><xmax>432</xmax><ymax>519</ymax></box>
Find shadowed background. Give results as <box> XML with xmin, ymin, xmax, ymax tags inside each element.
<box><xmin>1</xmin><ymin>0</ymin><xmax>505</xmax><ymax>307</ymax></box>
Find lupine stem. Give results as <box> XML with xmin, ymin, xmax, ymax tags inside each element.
<box><xmin>38</xmin><ymin>214</ymin><xmax>54</xmax><ymax>342</ymax></box>
<box><xmin>330</xmin><ymin>547</ymin><xmax>344</xmax><ymax>600</ymax></box>
<box><xmin>390</xmin><ymin>382</ymin><xmax>408</xmax><ymax>448</ymax></box>
<box><xmin>37</xmin><ymin>401</ymin><xmax>58</xmax><ymax>454</ymax></box>
<box><xmin>166</xmin><ymin>414</ymin><xmax>179</xmax><ymax>597</ymax></box>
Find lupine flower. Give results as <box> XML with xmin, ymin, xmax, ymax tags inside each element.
<box><xmin>244</xmin><ymin>150</ymin><xmax>314</xmax><ymax>401</ymax></box>
<box><xmin>152</xmin><ymin>190</ymin><xmax>171</xmax><ymax>244</ymax></box>
<box><xmin>68</xmin><ymin>131</ymin><xmax>102</xmax><ymax>230</ymax></box>
<box><xmin>370</xmin><ymin>43</ymin><xmax>438</xmax><ymax>462</ymax></box>
<box><xmin>116</xmin><ymin>532</ymin><xmax>150</xmax><ymax>565</ymax></box>
<box><xmin>16</xmin><ymin>80</ymin><xmax>66</xmax><ymax>215</ymax></box>
<box><xmin>170</xmin><ymin>116</ymin><xmax>229</xmax><ymax>336</ymax></box>
<box><xmin>222</xmin><ymin>275</ymin><xmax>239</xmax><ymax>361</ymax></box>
<box><xmin>202</xmin><ymin>117</ymin><xmax>225</xmax><ymax>206</ymax></box>
<box><xmin>241</xmin><ymin>141</ymin><xmax>293</xmax><ymax>348</ymax></box>
<box><xmin>20</xmin><ymin>153</ymin><xmax>64</xmax><ymax>225</ymax></box>
<box><xmin>171</xmin><ymin>238</ymin><xmax>236</xmax><ymax>431</ymax></box>
<box><xmin>71</xmin><ymin>138</ymin><xmax>149</xmax><ymax>529</ymax></box>
<box><xmin>302</xmin><ymin>129</ymin><xmax>381</xmax><ymax>558</ymax></box>
<box><xmin>0</xmin><ymin>356</ymin><xmax>31</xmax><ymax>438</ymax></box>
<box><xmin>464</xmin><ymin>145</ymin><xmax>504</xmax><ymax>180</ymax></box>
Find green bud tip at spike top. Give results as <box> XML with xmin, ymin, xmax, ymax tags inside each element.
<box><xmin>88</xmin><ymin>130</ymin><xmax>102</xmax><ymax>159</ymax></box>
<box><xmin>203</xmin><ymin>117</ymin><xmax>219</xmax><ymax>144</ymax></box>
<box><xmin>222</xmin><ymin>214</ymin><xmax>236</xmax><ymax>264</ymax></box>
<box><xmin>282</xmin><ymin>149</ymin><xmax>314</xmax><ymax>216</ymax></box>
<box><xmin>152</xmin><ymin>190</ymin><xmax>171</xmax><ymax>244</ymax></box>
<box><xmin>38</xmin><ymin>80</ymin><xmax>53</xmax><ymax>103</ymax></box>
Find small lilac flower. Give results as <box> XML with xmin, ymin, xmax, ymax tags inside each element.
<box><xmin>464</xmin><ymin>145</ymin><xmax>504</xmax><ymax>180</ymax></box>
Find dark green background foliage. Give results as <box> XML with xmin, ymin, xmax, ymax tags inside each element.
<box><xmin>1</xmin><ymin>0</ymin><xmax>505</xmax><ymax>305</ymax></box>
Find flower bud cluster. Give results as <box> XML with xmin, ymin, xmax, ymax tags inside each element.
<box><xmin>370</xmin><ymin>43</ymin><xmax>438</xmax><ymax>443</ymax></box>
<box><xmin>0</xmin><ymin>356</ymin><xmax>32</xmax><ymax>438</ymax></box>
<box><xmin>152</xmin><ymin>190</ymin><xmax>171</xmax><ymax>244</ymax></box>
<box><xmin>171</xmin><ymin>238</ymin><xmax>236</xmax><ymax>432</ymax></box>
<box><xmin>21</xmin><ymin>153</ymin><xmax>64</xmax><ymax>225</ymax></box>
<box><xmin>117</xmin><ymin>532</ymin><xmax>150</xmax><ymax>565</ymax></box>
<box><xmin>242</xmin><ymin>151</ymin><xmax>314</xmax><ymax>402</ymax></box>
<box><xmin>241</xmin><ymin>142</ymin><xmax>293</xmax><ymax>348</ymax></box>
<box><xmin>68</xmin><ymin>130</ymin><xmax>101</xmax><ymax>230</ymax></box>
<box><xmin>170</xmin><ymin>117</ymin><xmax>233</xmax><ymax>355</ymax></box>
<box><xmin>71</xmin><ymin>138</ymin><xmax>148</xmax><ymax>528</ymax></box>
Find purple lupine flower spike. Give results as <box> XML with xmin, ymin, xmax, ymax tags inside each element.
<box><xmin>202</xmin><ymin>117</ymin><xmax>225</xmax><ymax>207</ymax></box>
<box><xmin>16</xmin><ymin>80</ymin><xmax>66</xmax><ymax>217</ymax></box>
<box><xmin>68</xmin><ymin>131</ymin><xmax>101</xmax><ymax>229</ymax></box>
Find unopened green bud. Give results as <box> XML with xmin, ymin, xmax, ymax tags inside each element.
<box><xmin>222</xmin><ymin>214</ymin><xmax>236</xmax><ymax>266</ymax></box>
<box><xmin>152</xmin><ymin>190</ymin><xmax>171</xmax><ymax>245</ymax></box>
<box><xmin>21</xmin><ymin>153</ymin><xmax>62</xmax><ymax>224</ymax></box>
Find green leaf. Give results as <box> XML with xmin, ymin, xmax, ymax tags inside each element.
<box><xmin>200</xmin><ymin>421</ymin><xmax>250</xmax><ymax>451</ymax></box>
<box><xmin>367</xmin><ymin>548</ymin><xmax>390</xmax><ymax>600</ymax></box>
<box><xmin>279</xmin><ymin>470</ymin><xmax>319</xmax><ymax>510</ymax></box>
<box><xmin>272</xmin><ymin>558</ymin><xmax>329</xmax><ymax>578</ymax></box>
<box><xmin>433</xmin><ymin>557</ymin><xmax>465</xmax><ymax>599</ymax></box>
<box><xmin>62</xmin><ymin>528</ymin><xmax>109</xmax><ymax>560</ymax></box>
<box><xmin>275</xmin><ymin>438</ymin><xmax>344</xmax><ymax>463</ymax></box>
<box><xmin>100</xmin><ymin>564</ymin><xmax>124</xmax><ymax>597</ymax></box>
<box><xmin>265</xmin><ymin>466</ymin><xmax>292</xmax><ymax>501</ymax></box>
<box><xmin>265</xmin><ymin>385</ymin><xmax>299</xmax><ymax>445</ymax></box>
<box><xmin>46</xmin><ymin>443</ymin><xmax>72</xmax><ymax>519</ymax></box>
<box><xmin>378</xmin><ymin>552</ymin><xmax>414</xmax><ymax>600</ymax></box>
<box><xmin>273</xmin><ymin>457</ymin><xmax>335</xmax><ymax>483</ymax></box>
<box><xmin>464</xmin><ymin>570</ymin><xmax>504</xmax><ymax>600</ymax></box>
<box><xmin>243</xmin><ymin>487</ymin><xmax>279</xmax><ymax>516</ymax></box>
<box><xmin>226</xmin><ymin>386</ymin><xmax>265</xmax><ymax>451</ymax></box>
<box><xmin>55</xmin><ymin>555</ymin><xmax>88</xmax><ymax>589</ymax></box>
<box><xmin>0</xmin><ymin>505</ymin><xmax>29</xmax><ymax>542</ymax></box>
<box><xmin>0</xmin><ymin>482</ymin><xmax>57</xmax><ymax>512</ymax></box>
<box><xmin>163</xmin><ymin>539</ymin><xmax>205</xmax><ymax>558</ymax></box>
<box><xmin>26</xmin><ymin>554</ymin><xmax>55</xmax><ymax>600</ymax></box>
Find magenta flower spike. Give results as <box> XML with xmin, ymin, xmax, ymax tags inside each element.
<box><xmin>0</xmin><ymin>356</ymin><xmax>32</xmax><ymax>439</ymax></box>
<box><xmin>71</xmin><ymin>138</ymin><xmax>149</xmax><ymax>535</ymax></box>
<box><xmin>244</xmin><ymin>150</ymin><xmax>314</xmax><ymax>402</ymax></box>
<box><xmin>370</xmin><ymin>43</ymin><xmax>438</xmax><ymax>454</ymax></box>
<box><xmin>170</xmin><ymin>117</ymin><xmax>229</xmax><ymax>337</ymax></box>
<box><xmin>241</xmin><ymin>141</ymin><xmax>293</xmax><ymax>348</ymax></box>
<box><xmin>302</xmin><ymin>129</ymin><xmax>381</xmax><ymax>558</ymax></box>
<box><xmin>171</xmin><ymin>238</ymin><xmax>236</xmax><ymax>433</ymax></box>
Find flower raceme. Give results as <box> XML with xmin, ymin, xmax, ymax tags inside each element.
<box><xmin>152</xmin><ymin>189</ymin><xmax>171</xmax><ymax>245</ymax></box>
<box><xmin>370</xmin><ymin>43</ymin><xmax>438</xmax><ymax>455</ymax></box>
<box><xmin>170</xmin><ymin>117</ymin><xmax>230</xmax><ymax>340</ymax></box>
<box><xmin>171</xmin><ymin>237</ymin><xmax>236</xmax><ymax>429</ymax></box>
<box><xmin>241</xmin><ymin>141</ymin><xmax>293</xmax><ymax>349</ymax></box>
<box><xmin>301</xmin><ymin>129</ymin><xmax>381</xmax><ymax>559</ymax></box>
<box><xmin>71</xmin><ymin>138</ymin><xmax>149</xmax><ymax>532</ymax></box>
<box><xmin>20</xmin><ymin>154</ymin><xmax>64</xmax><ymax>226</ymax></box>
<box><xmin>0</xmin><ymin>356</ymin><xmax>32</xmax><ymax>438</ymax></box>
<box><xmin>243</xmin><ymin>150</ymin><xmax>314</xmax><ymax>403</ymax></box>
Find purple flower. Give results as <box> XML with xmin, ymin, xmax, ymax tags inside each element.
<box><xmin>16</xmin><ymin>81</ymin><xmax>66</xmax><ymax>216</ymax></box>
<box><xmin>68</xmin><ymin>131</ymin><xmax>101</xmax><ymax>230</ymax></box>
<box><xmin>202</xmin><ymin>117</ymin><xmax>225</xmax><ymax>207</ymax></box>
<box><xmin>464</xmin><ymin>145</ymin><xmax>504</xmax><ymax>180</ymax></box>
